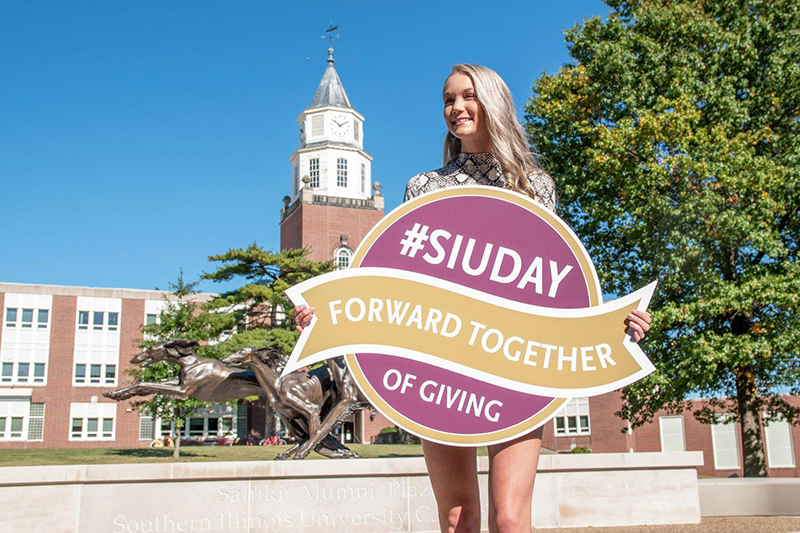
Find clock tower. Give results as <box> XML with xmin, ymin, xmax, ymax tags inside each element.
<box><xmin>280</xmin><ymin>47</ymin><xmax>385</xmax><ymax>268</ymax></box>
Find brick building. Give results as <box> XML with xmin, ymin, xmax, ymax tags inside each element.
<box><xmin>1</xmin><ymin>48</ymin><xmax>797</xmax><ymax>478</ymax></box>
<box><xmin>0</xmin><ymin>282</ymin><xmax>247</xmax><ymax>449</ymax></box>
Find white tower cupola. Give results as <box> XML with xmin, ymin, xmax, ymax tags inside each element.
<box><xmin>289</xmin><ymin>47</ymin><xmax>373</xmax><ymax>201</ymax></box>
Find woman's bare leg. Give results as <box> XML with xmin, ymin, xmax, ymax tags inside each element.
<box><xmin>422</xmin><ymin>439</ymin><xmax>481</xmax><ymax>533</ymax></box>
<box><xmin>486</xmin><ymin>427</ymin><xmax>543</xmax><ymax>533</ymax></box>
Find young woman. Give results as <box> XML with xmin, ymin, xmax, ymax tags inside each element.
<box><xmin>295</xmin><ymin>64</ymin><xmax>652</xmax><ymax>533</ymax></box>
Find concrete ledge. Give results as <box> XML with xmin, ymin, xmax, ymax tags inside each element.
<box><xmin>0</xmin><ymin>451</ymin><xmax>704</xmax><ymax>487</ymax></box>
<box><xmin>0</xmin><ymin>452</ymin><xmax>703</xmax><ymax>532</ymax></box>
<box><xmin>700</xmin><ymin>478</ymin><xmax>800</xmax><ymax>517</ymax></box>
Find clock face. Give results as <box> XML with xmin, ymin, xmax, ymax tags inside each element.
<box><xmin>330</xmin><ymin>114</ymin><xmax>351</xmax><ymax>137</ymax></box>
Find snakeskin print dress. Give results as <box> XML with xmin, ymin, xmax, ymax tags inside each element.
<box><xmin>403</xmin><ymin>152</ymin><xmax>557</xmax><ymax>212</ymax></box>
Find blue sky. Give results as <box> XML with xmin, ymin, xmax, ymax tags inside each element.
<box><xmin>0</xmin><ymin>0</ymin><xmax>608</xmax><ymax>293</ymax></box>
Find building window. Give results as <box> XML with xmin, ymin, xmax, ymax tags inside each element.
<box><xmin>78</xmin><ymin>310</ymin><xmax>119</xmax><ymax>332</ymax></box>
<box><xmin>21</xmin><ymin>308</ymin><xmax>33</xmax><ymax>328</ymax></box>
<box><xmin>659</xmin><ymin>416</ymin><xmax>686</xmax><ymax>452</ymax></box>
<box><xmin>0</xmin><ymin>417</ymin><xmax>24</xmax><ymax>439</ymax></box>
<box><xmin>37</xmin><ymin>309</ymin><xmax>48</xmax><ymax>328</ymax></box>
<box><xmin>0</xmin><ymin>400</ymin><xmax>33</xmax><ymax>440</ymax></box>
<box><xmin>354</xmin><ymin>120</ymin><xmax>360</xmax><ymax>142</ymax></box>
<box><xmin>69</xmin><ymin>403</ymin><xmax>116</xmax><ymax>441</ymax></box>
<box><xmin>554</xmin><ymin>397</ymin><xmax>590</xmax><ymax>436</ymax></box>
<box><xmin>311</xmin><ymin>114</ymin><xmax>323</xmax><ymax>137</ymax></box>
<box><xmin>334</xmin><ymin>247</ymin><xmax>352</xmax><ymax>270</ymax></box>
<box><xmin>361</xmin><ymin>163</ymin><xmax>366</xmax><ymax>194</ymax></box>
<box><xmin>0</xmin><ymin>362</ymin><xmax>46</xmax><ymax>385</ymax></box>
<box><xmin>146</xmin><ymin>313</ymin><xmax>158</xmax><ymax>326</ymax></box>
<box><xmin>309</xmin><ymin>158</ymin><xmax>320</xmax><ymax>187</ymax></box>
<box><xmin>711</xmin><ymin>416</ymin><xmax>741</xmax><ymax>470</ymax></box>
<box><xmin>293</xmin><ymin>164</ymin><xmax>299</xmax><ymax>195</ymax></box>
<box><xmin>5</xmin><ymin>308</ymin><xmax>16</xmax><ymax>328</ymax></box>
<box><xmin>5</xmin><ymin>306</ymin><xmax>49</xmax><ymax>329</ymax></box>
<box><xmin>139</xmin><ymin>414</ymin><xmax>155</xmax><ymax>440</ymax></box>
<box><xmin>78</xmin><ymin>311</ymin><xmax>89</xmax><ymax>330</ymax></box>
<box><xmin>337</xmin><ymin>158</ymin><xmax>348</xmax><ymax>187</ymax></box>
<box><xmin>765</xmin><ymin>415</ymin><xmax>795</xmax><ymax>468</ymax></box>
<box><xmin>27</xmin><ymin>403</ymin><xmax>44</xmax><ymax>441</ymax></box>
<box><xmin>74</xmin><ymin>363</ymin><xmax>115</xmax><ymax>386</ymax></box>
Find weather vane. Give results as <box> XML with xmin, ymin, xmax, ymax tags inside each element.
<box><xmin>321</xmin><ymin>23</ymin><xmax>339</xmax><ymax>46</ymax></box>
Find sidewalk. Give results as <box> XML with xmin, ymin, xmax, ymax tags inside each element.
<box><xmin>530</xmin><ymin>516</ymin><xmax>800</xmax><ymax>532</ymax></box>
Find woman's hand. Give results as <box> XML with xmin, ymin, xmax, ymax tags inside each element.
<box><xmin>293</xmin><ymin>305</ymin><xmax>315</xmax><ymax>333</ymax></box>
<box><xmin>626</xmin><ymin>309</ymin><xmax>652</xmax><ymax>342</ymax></box>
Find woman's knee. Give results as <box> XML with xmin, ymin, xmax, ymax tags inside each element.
<box><xmin>491</xmin><ymin>504</ymin><xmax>528</xmax><ymax>533</ymax></box>
<box><xmin>442</xmin><ymin>504</ymin><xmax>480</xmax><ymax>533</ymax></box>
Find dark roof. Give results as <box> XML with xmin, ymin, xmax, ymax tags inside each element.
<box><xmin>309</xmin><ymin>48</ymin><xmax>352</xmax><ymax>109</ymax></box>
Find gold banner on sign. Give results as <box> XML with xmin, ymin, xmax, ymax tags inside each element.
<box><xmin>284</xmin><ymin>267</ymin><xmax>656</xmax><ymax>398</ymax></box>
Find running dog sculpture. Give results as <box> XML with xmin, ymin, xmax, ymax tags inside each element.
<box><xmin>103</xmin><ymin>339</ymin><xmax>265</xmax><ymax>402</ymax></box>
<box><xmin>105</xmin><ymin>339</ymin><xmax>367</xmax><ymax>459</ymax></box>
<box><xmin>223</xmin><ymin>346</ymin><xmax>365</xmax><ymax>459</ymax></box>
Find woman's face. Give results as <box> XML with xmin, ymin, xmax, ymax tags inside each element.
<box><xmin>443</xmin><ymin>72</ymin><xmax>491</xmax><ymax>152</ymax></box>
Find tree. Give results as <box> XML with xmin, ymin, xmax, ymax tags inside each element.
<box><xmin>133</xmin><ymin>273</ymin><xmax>212</xmax><ymax>459</ymax></box>
<box><xmin>525</xmin><ymin>0</ymin><xmax>799</xmax><ymax>476</ymax></box>
<box><xmin>201</xmin><ymin>244</ymin><xmax>334</xmax><ymax>435</ymax></box>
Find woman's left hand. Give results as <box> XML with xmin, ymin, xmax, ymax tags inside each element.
<box><xmin>626</xmin><ymin>309</ymin><xmax>652</xmax><ymax>342</ymax></box>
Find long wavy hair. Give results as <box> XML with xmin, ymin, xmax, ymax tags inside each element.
<box><xmin>443</xmin><ymin>64</ymin><xmax>546</xmax><ymax>201</ymax></box>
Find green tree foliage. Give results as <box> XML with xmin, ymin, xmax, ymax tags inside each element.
<box><xmin>201</xmin><ymin>245</ymin><xmax>334</xmax><ymax>433</ymax></box>
<box><xmin>202</xmin><ymin>244</ymin><xmax>334</xmax><ymax>344</ymax></box>
<box><xmin>133</xmin><ymin>274</ymin><xmax>211</xmax><ymax>458</ymax></box>
<box><xmin>525</xmin><ymin>0</ymin><xmax>799</xmax><ymax>476</ymax></box>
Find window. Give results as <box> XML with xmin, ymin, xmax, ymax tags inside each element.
<box><xmin>0</xmin><ymin>417</ymin><xmax>24</xmax><ymax>439</ymax></box>
<box><xmin>354</xmin><ymin>120</ymin><xmax>360</xmax><ymax>142</ymax></box>
<box><xmin>21</xmin><ymin>309</ymin><xmax>33</xmax><ymax>328</ymax></box>
<box><xmin>107</xmin><ymin>312</ymin><xmax>118</xmax><ymax>331</ymax></box>
<box><xmin>17</xmin><ymin>363</ymin><xmax>29</xmax><ymax>383</ymax></box>
<box><xmin>0</xmin><ymin>362</ymin><xmax>46</xmax><ymax>384</ymax></box>
<box><xmin>27</xmin><ymin>403</ymin><xmax>44</xmax><ymax>441</ymax></box>
<box><xmin>311</xmin><ymin>114</ymin><xmax>323</xmax><ymax>137</ymax></box>
<box><xmin>554</xmin><ymin>397</ymin><xmax>590</xmax><ymax>436</ymax></box>
<box><xmin>334</xmin><ymin>247</ymin><xmax>352</xmax><ymax>270</ymax></box>
<box><xmin>337</xmin><ymin>158</ymin><xmax>347</xmax><ymax>187</ymax></box>
<box><xmin>0</xmin><ymin>399</ymin><xmax>34</xmax><ymax>440</ymax></box>
<box><xmin>659</xmin><ymin>416</ymin><xmax>686</xmax><ymax>452</ymax></box>
<box><xmin>73</xmin><ymin>362</ymin><xmax>115</xmax><ymax>385</ymax></box>
<box><xmin>189</xmin><ymin>418</ymin><xmax>205</xmax><ymax>437</ymax></box>
<box><xmin>78</xmin><ymin>310</ymin><xmax>119</xmax><ymax>332</ymax></box>
<box><xmin>69</xmin><ymin>403</ymin><xmax>116</xmax><ymax>441</ymax></box>
<box><xmin>33</xmin><ymin>363</ymin><xmax>45</xmax><ymax>383</ymax></box>
<box><xmin>139</xmin><ymin>414</ymin><xmax>155</xmax><ymax>440</ymax></box>
<box><xmin>361</xmin><ymin>163</ymin><xmax>366</xmax><ymax>194</ymax></box>
<box><xmin>765</xmin><ymin>415</ymin><xmax>795</xmax><ymax>468</ymax></box>
<box><xmin>145</xmin><ymin>314</ymin><xmax>158</xmax><ymax>326</ymax></box>
<box><xmin>293</xmin><ymin>164</ymin><xmax>299</xmax><ymax>195</ymax></box>
<box><xmin>711</xmin><ymin>417</ymin><xmax>741</xmax><ymax>469</ymax></box>
<box><xmin>5</xmin><ymin>304</ymin><xmax>49</xmax><ymax>329</ymax></box>
<box><xmin>5</xmin><ymin>308</ymin><xmax>16</xmax><ymax>328</ymax></box>
<box><xmin>37</xmin><ymin>309</ymin><xmax>48</xmax><ymax>328</ymax></box>
<box><xmin>309</xmin><ymin>158</ymin><xmax>319</xmax><ymax>187</ymax></box>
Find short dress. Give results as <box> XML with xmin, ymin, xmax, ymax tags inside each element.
<box><xmin>403</xmin><ymin>152</ymin><xmax>557</xmax><ymax>212</ymax></box>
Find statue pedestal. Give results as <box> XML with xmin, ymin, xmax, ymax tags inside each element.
<box><xmin>0</xmin><ymin>452</ymin><xmax>703</xmax><ymax>531</ymax></box>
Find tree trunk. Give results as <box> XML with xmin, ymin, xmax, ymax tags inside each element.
<box><xmin>736</xmin><ymin>368</ymin><xmax>767</xmax><ymax>477</ymax></box>
<box><xmin>173</xmin><ymin>434</ymin><xmax>181</xmax><ymax>459</ymax></box>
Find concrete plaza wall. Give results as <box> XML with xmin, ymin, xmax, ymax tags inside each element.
<box><xmin>0</xmin><ymin>452</ymin><xmax>703</xmax><ymax>532</ymax></box>
<box><xmin>699</xmin><ymin>478</ymin><xmax>800</xmax><ymax>517</ymax></box>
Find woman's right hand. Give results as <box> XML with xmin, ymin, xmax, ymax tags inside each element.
<box><xmin>293</xmin><ymin>305</ymin><xmax>315</xmax><ymax>333</ymax></box>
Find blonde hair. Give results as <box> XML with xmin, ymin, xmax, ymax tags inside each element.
<box><xmin>443</xmin><ymin>64</ymin><xmax>546</xmax><ymax>201</ymax></box>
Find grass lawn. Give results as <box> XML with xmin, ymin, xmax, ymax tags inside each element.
<box><xmin>0</xmin><ymin>444</ymin><xmax>491</xmax><ymax>467</ymax></box>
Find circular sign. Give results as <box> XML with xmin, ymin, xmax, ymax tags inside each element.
<box><xmin>344</xmin><ymin>186</ymin><xmax>602</xmax><ymax>446</ymax></box>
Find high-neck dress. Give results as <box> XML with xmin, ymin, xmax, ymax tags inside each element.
<box><xmin>403</xmin><ymin>152</ymin><xmax>557</xmax><ymax>212</ymax></box>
